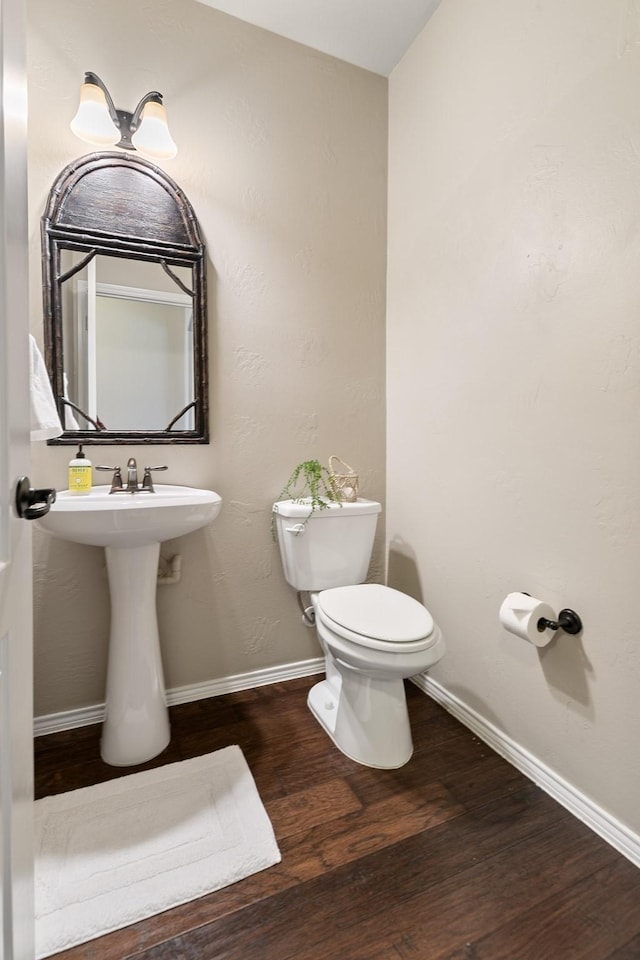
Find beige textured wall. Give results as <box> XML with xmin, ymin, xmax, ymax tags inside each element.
<box><xmin>388</xmin><ymin>0</ymin><xmax>640</xmax><ymax>833</ymax></box>
<box><xmin>28</xmin><ymin>0</ymin><xmax>387</xmax><ymax>716</ymax></box>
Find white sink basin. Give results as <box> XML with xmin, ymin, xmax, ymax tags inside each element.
<box><xmin>36</xmin><ymin>484</ymin><xmax>222</xmax><ymax>547</ymax></box>
<box><xmin>35</xmin><ymin>483</ymin><xmax>222</xmax><ymax>767</ymax></box>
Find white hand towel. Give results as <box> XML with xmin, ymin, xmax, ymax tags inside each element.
<box><xmin>29</xmin><ymin>335</ymin><xmax>63</xmax><ymax>441</ymax></box>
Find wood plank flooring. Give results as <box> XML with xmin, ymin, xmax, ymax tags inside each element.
<box><xmin>34</xmin><ymin>677</ymin><xmax>640</xmax><ymax>959</ymax></box>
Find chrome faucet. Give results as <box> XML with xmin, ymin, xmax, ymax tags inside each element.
<box><xmin>126</xmin><ymin>458</ymin><xmax>138</xmax><ymax>492</ymax></box>
<box><xmin>96</xmin><ymin>460</ymin><xmax>168</xmax><ymax>493</ymax></box>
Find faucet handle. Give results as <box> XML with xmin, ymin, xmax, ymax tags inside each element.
<box><xmin>96</xmin><ymin>465</ymin><xmax>123</xmax><ymax>493</ymax></box>
<box><xmin>142</xmin><ymin>465</ymin><xmax>168</xmax><ymax>492</ymax></box>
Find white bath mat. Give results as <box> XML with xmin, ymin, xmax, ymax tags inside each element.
<box><xmin>34</xmin><ymin>746</ymin><xmax>281</xmax><ymax>959</ymax></box>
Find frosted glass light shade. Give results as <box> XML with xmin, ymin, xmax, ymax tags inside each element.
<box><xmin>70</xmin><ymin>81</ymin><xmax>120</xmax><ymax>146</ymax></box>
<box><xmin>131</xmin><ymin>101</ymin><xmax>177</xmax><ymax>160</ymax></box>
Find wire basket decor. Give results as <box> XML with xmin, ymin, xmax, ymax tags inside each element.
<box><xmin>328</xmin><ymin>456</ymin><xmax>359</xmax><ymax>502</ymax></box>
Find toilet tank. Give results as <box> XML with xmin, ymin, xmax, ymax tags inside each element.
<box><xmin>272</xmin><ymin>498</ymin><xmax>381</xmax><ymax>591</ymax></box>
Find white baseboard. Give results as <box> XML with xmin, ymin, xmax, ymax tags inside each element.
<box><xmin>412</xmin><ymin>673</ymin><xmax>640</xmax><ymax>870</ymax></box>
<box><xmin>33</xmin><ymin>657</ymin><xmax>325</xmax><ymax>738</ymax></box>
<box><xmin>34</xmin><ymin>659</ymin><xmax>639</xmax><ymax>869</ymax></box>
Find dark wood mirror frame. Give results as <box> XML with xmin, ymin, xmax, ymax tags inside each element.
<box><xmin>42</xmin><ymin>151</ymin><xmax>209</xmax><ymax>444</ymax></box>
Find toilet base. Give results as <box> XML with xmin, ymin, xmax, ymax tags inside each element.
<box><xmin>307</xmin><ymin>668</ymin><xmax>413</xmax><ymax>769</ymax></box>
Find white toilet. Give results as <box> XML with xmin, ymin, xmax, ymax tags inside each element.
<box><xmin>272</xmin><ymin>497</ymin><xmax>445</xmax><ymax>768</ymax></box>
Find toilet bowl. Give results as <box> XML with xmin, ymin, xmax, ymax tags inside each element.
<box><xmin>308</xmin><ymin>584</ymin><xmax>445</xmax><ymax>768</ymax></box>
<box><xmin>272</xmin><ymin>497</ymin><xmax>446</xmax><ymax>768</ymax></box>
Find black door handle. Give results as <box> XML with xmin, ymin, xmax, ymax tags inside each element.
<box><xmin>15</xmin><ymin>476</ymin><xmax>56</xmax><ymax>520</ymax></box>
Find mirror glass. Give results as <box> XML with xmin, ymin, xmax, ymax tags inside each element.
<box><xmin>60</xmin><ymin>252</ymin><xmax>195</xmax><ymax>432</ymax></box>
<box><xmin>42</xmin><ymin>152</ymin><xmax>208</xmax><ymax>444</ymax></box>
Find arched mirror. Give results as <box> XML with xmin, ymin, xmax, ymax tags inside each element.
<box><xmin>41</xmin><ymin>152</ymin><xmax>208</xmax><ymax>444</ymax></box>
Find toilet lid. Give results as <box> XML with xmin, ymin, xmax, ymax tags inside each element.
<box><xmin>317</xmin><ymin>584</ymin><xmax>434</xmax><ymax>643</ymax></box>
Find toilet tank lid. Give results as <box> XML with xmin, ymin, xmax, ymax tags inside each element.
<box><xmin>317</xmin><ymin>583</ymin><xmax>434</xmax><ymax>643</ymax></box>
<box><xmin>272</xmin><ymin>498</ymin><xmax>381</xmax><ymax>518</ymax></box>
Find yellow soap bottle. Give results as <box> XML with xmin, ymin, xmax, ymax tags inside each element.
<box><xmin>68</xmin><ymin>444</ymin><xmax>92</xmax><ymax>495</ymax></box>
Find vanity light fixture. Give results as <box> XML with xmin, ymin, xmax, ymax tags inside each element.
<box><xmin>70</xmin><ymin>71</ymin><xmax>177</xmax><ymax>160</ymax></box>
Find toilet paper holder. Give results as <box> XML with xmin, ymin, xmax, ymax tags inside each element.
<box><xmin>521</xmin><ymin>593</ymin><xmax>583</xmax><ymax>635</ymax></box>
<box><xmin>537</xmin><ymin>609</ymin><xmax>583</xmax><ymax>635</ymax></box>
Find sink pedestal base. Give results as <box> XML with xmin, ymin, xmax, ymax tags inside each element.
<box><xmin>101</xmin><ymin>543</ymin><xmax>170</xmax><ymax>766</ymax></box>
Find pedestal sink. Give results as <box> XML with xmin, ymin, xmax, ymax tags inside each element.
<box><xmin>36</xmin><ymin>485</ymin><xmax>222</xmax><ymax>766</ymax></box>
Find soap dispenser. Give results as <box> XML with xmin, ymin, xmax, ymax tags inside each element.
<box><xmin>68</xmin><ymin>444</ymin><xmax>92</xmax><ymax>495</ymax></box>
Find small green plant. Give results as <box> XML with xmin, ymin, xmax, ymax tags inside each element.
<box><xmin>271</xmin><ymin>458</ymin><xmax>339</xmax><ymax>540</ymax></box>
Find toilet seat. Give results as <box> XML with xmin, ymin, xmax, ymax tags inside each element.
<box><xmin>316</xmin><ymin>583</ymin><xmax>437</xmax><ymax>654</ymax></box>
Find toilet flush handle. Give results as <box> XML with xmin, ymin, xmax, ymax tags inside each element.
<box><xmin>285</xmin><ymin>523</ymin><xmax>306</xmax><ymax>536</ymax></box>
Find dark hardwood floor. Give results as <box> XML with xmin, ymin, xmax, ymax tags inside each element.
<box><xmin>34</xmin><ymin>677</ymin><xmax>640</xmax><ymax>960</ymax></box>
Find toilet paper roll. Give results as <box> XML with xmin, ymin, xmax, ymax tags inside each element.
<box><xmin>499</xmin><ymin>592</ymin><xmax>558</xmax><ymax>647</ymax></box>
